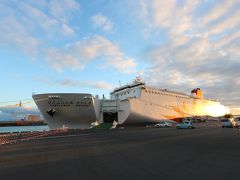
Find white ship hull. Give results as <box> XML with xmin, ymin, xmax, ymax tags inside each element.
<box><xmin>33</xmin><ymin>80</ymin><xmax>229</xmax><ymax>129</ymax></box>
<box><xmin>32</xmin><ymin>93</ymin><xmax>101</xmax><ymax>129</ymax></box>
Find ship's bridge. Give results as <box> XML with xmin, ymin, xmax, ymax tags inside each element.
<box><xmin>110</xmin><ymin>81</ymin><xmax>145</xmax><ymax>100</ymax></box>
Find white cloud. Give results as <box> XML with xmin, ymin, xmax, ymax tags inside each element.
<box><xmin>0</xmin><ymin>16</ymin><xmax>40</xmax><ymax>56</ymax></box>
<box><xmin>49</xmin><ymin>0</ymin><xmax>80</xmax><ymax>23</ymax></box>
<box><xmin>139</xmin><ymin>0</ymin><xmax>149</xmax><ymax>18</ymax></box>
<box><xmin>106</xmin><ymin>58</ymin><xmax>137</xmax><ymax>74</ymax></box>
<box><xmin>92</xmin><ymin>81</ymin><xmax>113</xmax><ymax>90</ymax></box>
<box><xmin>200</xmin><ymin>0</ymin><xmax>237</xmax><ymax>27</ymax></box>
<box><xmin>36</xmin><ymin>77</ymin><xmax>113</xmax><ymax>90</ymax></box>
<box><xmin>229</xmin><ymin>107</ymin><xmax>240</xmax><ymax>115</ymax></box>
<box><xmin>61</xmin><ymin>23</ymin><xmax>75</xmax><ymax>35</ymax></box>
<box><xmin>45</xmin><ymin>35</ymin><xmax>137</xmax><ymax>73</ymax></box>
<box><xmin>214</xmin><ymin>31</ymin><xmax>240</xmax><ymax>49</ymax></box>
<box><xmin>138</xmin><ymin>0</ymin><xmax>200</xmax><ymax>44</ymax></box>
<box><xmin>139</xmin><ymin>0</ymin><xmax>240</xmax><ymax>105</ymax></box>
<box><xmin>61</xmin><ymin>79</ymin><xmax>113</xmax><ymax>90</ymax></box>
<box><xmin>91</xmin><ymin>13</ymin><xmax>113</xmax><ymax>32</ymax></box>
<box><xmin>207</xmin><ymin>11</ymin><xmax>240</xmax><ymax>36</ymax></box>
<box><xmin>19</xmin><ymin>1</ymin><xmax>78</xmax><ymax>36</ymax></box>
<box><xmin>0</xmin><ymin>0</ymin><xmax>80</xmax><ymax>58</ymax></box>
<box><xmin>45</xmin><ymin>48</ymin><xmax>83</xmax><ymax>72</ymax></box>
<box><xmin>152</xmin><ymin>0</ymin><xmax>176</xmax><ymax>28</ymax></box>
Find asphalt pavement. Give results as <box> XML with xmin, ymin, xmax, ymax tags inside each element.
<box><xmin>0</xmin><ymin>126</ymin><xmax>240</xmax><ymax>180</ymax></box>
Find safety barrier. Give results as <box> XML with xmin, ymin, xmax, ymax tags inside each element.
<box><xmin>0</xmin><ymin>128</ymin><xmax>68</xmax><ymax>145</ymax></box>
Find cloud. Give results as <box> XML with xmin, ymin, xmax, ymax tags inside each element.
<box><xmin>60</xmin><ymin>80</ymin><xmax>113</xmax><ymax>90</ymax></box>
<box><xmin>0</xmin><ymin>16</ymin><xmax>40</xmax><ymax>56</ymax></box>
<box><xmin>0</xmin><ymin>1</ymin><xmax>135</xmax><ymax>74</ymax></box>
<box><xmin>214</xmin><ymin>31</ymin><xmax>240</xmax><ymax>49</ymax></box>
<box><xmin>138</xmin><ymin>0</ymin><xmax>240</xmax><ymax>105</ymax></box>
<box><xmin>35</xmin><ymin>77</ymin><xmax>113</xmax><ymax>90</ymax></box>
<box><xmin>0</xmin><ymin>0</ymin><xmax>80</xmax><ymax>57</ymax></box>
<box><xmin>152</xmin><ymin>0</ymin><xmax>176</xmax><ymax>28</ymax></box>
<box><xmin>0</xmin><ymin>107</ymin><xmax>40</xmax><ymax>121</ymax></box>
<box><xmin>206</xmin><ymin>11</ymin><xmax>240</xmax><ymax>36</ymax></box>
<box><xmin>199</xmin><ymin>0</ymin><xmax>237</xmax><ymax>27</ymax></box>
<box><xmin>145</xmin><ymin>39</ymin><xmax>240</xmax><ymax>105</ymax></box>
<box><xmin>105</xmin><ymin>58</ymin><xmax>137</xmax><ymax>74</ymax></box>
<box><xmin>93</xmin><ymin>81</ymin><xmax>113</xmax><ymax>90</ymax></box>
<box><xmin>45</xmin><ymin>35</ymin><xmax>137</xmax><ymax>73</ymax></box>
<box><xmin>138</xmin><ymin>0</ymin><xmax>149</xmax><ymax>18</ymax></box>
<box><xmin>62</xmin><ymin>23</ymin><xmax>75</xmax><ymax>35</ymax></box>
<box><xmin>230</xmin><ymin>107</ymin><xmax>240</xmax><ymax>115</ymax></box>
<box><xmin>48</xmin><ymin>0</ymin><xmax>80</xmax><ymax>23</ymax></box>
<box><xmin>91</xmin><ymin>13</ymin><xmax>113</xmax><ymax>32</ymax></box>
<box><xmin>45</xmin><ymin>48</ymin><xmax>84</xmax><ymax>72</ymax></box>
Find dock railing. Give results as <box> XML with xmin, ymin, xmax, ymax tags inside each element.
<box><xmin>0</xmin><ymin>128</ymin><xmax>68</xmax><ymax>145</ymax></box>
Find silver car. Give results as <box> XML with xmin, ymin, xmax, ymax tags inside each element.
<box><xmin>154</xmin><ymin>122</ymin><xmax>172</xmax><ymax>128</ymax></box>
<box><xmin>221</xmin><ymin>118</ymin><xmax>236</xmax><ymax>128</ymax></box>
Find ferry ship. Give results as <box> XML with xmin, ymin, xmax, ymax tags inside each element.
<box><xmin>32</xmin><ymin>78</ymin><xmax>229</xmax><ymax>129</ymax></box>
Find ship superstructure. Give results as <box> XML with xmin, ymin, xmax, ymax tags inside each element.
<box><xmin>32</xmin><ymin>78</ymin><xmax>228</xmax><ymax>129</ymax></box>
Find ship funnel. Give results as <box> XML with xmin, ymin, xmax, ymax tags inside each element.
<box><xmin>191</xmin><ymin>88</ymin><xmax>204</xmax><ymax>99</ymax></box>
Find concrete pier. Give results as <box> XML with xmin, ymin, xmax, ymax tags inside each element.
<box><xmin>0</xmin><ymin>127</ymin><xmax>240</xmax><ymax>180</ymax></box>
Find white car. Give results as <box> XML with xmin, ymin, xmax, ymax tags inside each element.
<box><xmin>221</xmin><ymin>118</ymin><xmax>237</xmax><ymax>128</ymax></box>
<box><xmin>154</xmin><ymin>122</ymin><xmax>172</xmax><ymax>128</ymax></box>
<box><xmin>236</xmin><ymin>117</ymin><xmax>240</xmax><ymax>128</ymax></box>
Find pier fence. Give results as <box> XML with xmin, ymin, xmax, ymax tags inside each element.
<box><xmin>0</xmin><ymin>128</ymin><xmax>68</xmax><ymax>145</ymax></box>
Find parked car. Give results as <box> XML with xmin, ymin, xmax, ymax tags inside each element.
<box><xmin>235</xmin><ymin>117</ymin><xmax>240</xmax><ymax>128</ymax></box>
<box><xmin>154</xmin><ymin>122</ymin><xmax>172</xmax><ymax>128</ymax></box>
<box><xmin>176</xmin><ymin>121</ymin><xmax>194</xmax><ymax>129</ymax></box>
<box><xmin>221</xmin><ymin>118</ymin><xmax>237</xmax><ymax>128</ymax></box>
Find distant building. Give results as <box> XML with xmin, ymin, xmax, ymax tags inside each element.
<box><xmin>24</xmin><ymin>115</ymin><xmax>42</xmax><ymax>121</ymax></box>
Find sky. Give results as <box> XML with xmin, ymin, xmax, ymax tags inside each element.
<box><xmin>0</xmin><ymin>0</ymin><xmax>240</xmax><ymax>119</ymax></box>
